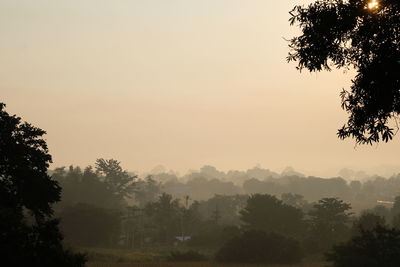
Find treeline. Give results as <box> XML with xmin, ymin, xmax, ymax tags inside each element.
<box><xmin>52</xmin><ymin>159</ymin><xmax>400</xmax><ymax>263</ymax></box>
<box><xmin>152</xmin><ymin>165</ymin><xmax>400</xmax><ymax>209</ymax></box>
<box><xmin>54</xmin><ymin>163</ymin><xmax>400</xmax><ymax>209</ymax></box>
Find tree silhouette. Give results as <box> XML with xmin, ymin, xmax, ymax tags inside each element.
<box><xmin>306</xmin><ymin>198</ymin><xmax>352</xmax><ymax>253</ymax></box>
<box><xmin>144</xmin><ymin>193</ymin><xmax>182</xmax><ymax>243</ymax></box>
<box><xmin>54</xmin><ymin>165</ymin><xmax>123</xmax><ymax>209</ymax></box>
<box><xmin>288</xmin><ymin>0</ymin><xmax>400</xmax><ymax>144</ymax></box>
<box><xmin>240</xmin><ymin>194</ymin><xmax>304</xmax><ymax>237</ymax></box>
<box><xmin>0</xmin><ymin>103</ymin><xmax>85</xmax><ymax>267</ymax></box>
<box><xmin>352</xmin><ymin>212</ymin><xmax>386</xmax><ymax>234</ymax></box>
<box><xmin>95</xmin><ymin>158</ymin><xmax>137</xmax><ymax>200</ymax></box>
<box><xmin>326</xmin><ymin>225</ymin><xmax>400</xmax><ymax>267</ymax></box>
<box><xmin>215</xmin><ymin>230</ymin><xmax>303</xmax><ymax>264</ymax></box>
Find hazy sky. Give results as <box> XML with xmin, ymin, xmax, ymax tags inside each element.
<box><xmin>2</xmin><ymin>0</ymin><xmax>400</xmax><ymax>177</ymax></box>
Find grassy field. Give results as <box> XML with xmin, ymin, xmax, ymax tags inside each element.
<box><xmin>82</xmin><ymin>247</ymin><xmax>164</xmax><ymax>262</ymax></box>
<box><xmin>82</xmin><ymin>247</ymin><xmax>327</xmax><ymax>267</ymax></box>
<box><xmin>87</xmin><ymin>262</ymin><xmax>326</xmax><ymax>267</ymax></box>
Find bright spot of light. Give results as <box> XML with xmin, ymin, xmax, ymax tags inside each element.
<box><xmin>368</xmin><ymin>0</ymin><xmax>379</xmax><ymax>9</ymax></box>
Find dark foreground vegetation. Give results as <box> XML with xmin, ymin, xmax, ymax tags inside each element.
<box><xmin>0</xmin><ymin>103</ymin><xmax>86</xmax><ymax>267</ymax></box>
<box><xmin>215</xmin><ymin>230</ymin><xmax>303</xmax><ymax>264</ymax></box>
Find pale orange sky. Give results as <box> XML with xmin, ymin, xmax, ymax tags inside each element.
<box><xmin>2</xmin><ymin>0</ymin><xmax>400</xmax><ymax>177</ymax></box>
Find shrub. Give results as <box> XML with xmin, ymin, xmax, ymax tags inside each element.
<box><xmin>215</xmin><ymin>229</ymin><xmax>303</xmax><ymax>264</ymax></box>
<box><xmin>188</xmin><ymin>223</ymin><xmax>241</xmax><ymax>248</ymax></box>
<box><xmin>326</xmin><ymin>225</ymin><xmax>400</xmax><ymax>267</ymax></box>
<box><xmin>167</xmin><ymin>250</ymin><xmax>207</xmax><ymax>262</ymax></box>
<box><xmin>60</xmin><ymin>203</ymin><xmax>121</xmax><ymax>247</ymax></box>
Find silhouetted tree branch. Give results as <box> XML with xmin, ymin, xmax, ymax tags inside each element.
<box><xmin>288</xmin><ymin>0</ymin><xmax>400</xmax><ymax>144</ymax></box>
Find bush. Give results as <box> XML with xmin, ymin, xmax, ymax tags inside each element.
<box><xmin>167</xmin><ymin>250</ymin><xmax>207</xmax><ymax>262</ymax></box>
<box><xmin>215</xmin><ymin>230</ymin><xmax>303</xmax><ymax>264</ymax></box>
<box><xmin>60</xmin><ymin>203</ymin><xmax>121</xmax><ymax>247</ymax></box>
<box><xmin>188</xmin><ymin>223</ymin><xmax>241</xmax><ymax>248</ymax></box>
<box><xmin>326</xmin><ymin>225</ymin><xmax>400</xmax><ymax>267</ymax></box>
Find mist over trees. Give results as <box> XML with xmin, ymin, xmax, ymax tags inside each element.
<box><xmin>5</xmin><ymin>123</ymin><xmax>398</xmax><ymax>263</ymax></box>
<box><xmin>49</xmin><ymin>159</ymin><xmax>400</xmax><ymax>264</ymax></box>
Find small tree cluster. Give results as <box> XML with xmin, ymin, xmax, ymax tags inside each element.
<box><xmin>327</xmin><ymin>226</ymin><xmax>400</xmax><ymax>267</ymax></box>
<box><xmin>215</xmin><ymin>230</ymin><xmax>303</xmax><ymax>264</ymax></box>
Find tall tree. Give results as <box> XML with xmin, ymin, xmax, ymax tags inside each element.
<box><xmin>288</xmin><ymin>0</ymin><xmax>400</xmax><ymax>144</ymax></box>
<box><xmin>240</xmin><ymin>194</ymin><xmax>305</xmax><ymax>237</ymax></box>
<box><xmin>95</xmin><ymin>158</ymin><xmax>137</xmax><ymax>200</ymax></box>
<box><xmin>307</xmin><ymin>198</ymin><xmax>352</xmax><ymax>252</ymax></box>
<box><xmin>134</xmin><ymin>175</ymin><xmax>161</xmax><ymax>207</ymax></box>
<box><xmin>144</xmin><ymin>193</ymin><xmax>182</xmax><ymax>243</ymax></box>
<box><xmin>0</xmin><ymin>103</ymin><xmax>85</xmax><ymax>267</ymax></box>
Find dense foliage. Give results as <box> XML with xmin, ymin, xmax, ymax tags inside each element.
<box><xmin>38</xmin><ymin>158</ymin><xmax>400</xmax><ymax>264</ymax></box>
<box><xmin>305</xmin><ymin>198</ymin><xmax>353</xmax><ymax>253</ymax></box>
<box><xmin>52</xmin><ymin>162</ymin><xmax>400</xmax><ymax>255</ymax></box>
<box><xmin>326</xmin><ymin>225</ymin><xmax>400</xmax><ymax>267</ymax></box>
<box><xmin>61</xmin><ymin>203</ymin><xmax>121</xmax><ymax>247</ymax></box>
<box><xmin>0</xmin><ymin>103</ymin><xmax>86</xmax><ymax>267</ymax></box>
<box><xmin>215</xmin><ymin>230</ymin><xmax>303</xmax><ymax>264</ymax></box>
<box><xmin>54</xmin><ymin>160</ymin><xmax>136</xmax><ymax>210</ymax></box>
<box><xmin>240</xmin><ymin>194</ymin><xmax>304</xmax><ymax>237</ymax></box>
<box><xmin>352</xmin><ymin>212</ymin><xmax>386</xmax><ymax>234</ymax></box>
<box><xmin>288</xmin><ymin>0</ymin><xmax>400</xmax><ymax>144</ymax></box>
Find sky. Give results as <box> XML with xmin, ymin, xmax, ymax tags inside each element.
<box><xmin>2</xmin><ymin>0</ymin><xmax>400</xmax><ymax>178</ymax></box>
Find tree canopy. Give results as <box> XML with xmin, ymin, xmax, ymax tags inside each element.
<box><xmin>326</xmin><ymin>225</ymin><xmax>400</xmax><ymax>267</ymax></box>
<box><xmin>0</xmin><ymin>103</ymin><xmax>59</xmax><ymax>218</ymax></box>
<box><xmin>0</xmin><ymin>103</ymin><xmax>85</xmax><ymax>267</ymax></box>
<box><xmin>54</xmin><ymin>164</ymin><xmax>132</xmax><ymax>209</ymax></box>
<box><xmin>307</xmin><ymin>198</ymin><xmax>353</xmax><ymax>253</ymax></box>
<box><xmin>215</xmin><ymin>230</ymin><xmax>303</xmax><ymax>264</ymax></box>
<box><xmin>240</xmin><ymin>194</ymin><xmax>304</xmax><ymax>237</ymax></box>
<box><xmin>288</xmin><ymin>0</ymin><xmax>400</xmax><ymax>144</ymax></box>
<box><xmin>95</xmin><ymin>158</ymin><xmax>137</xmax><ymax>199</ymax></box>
